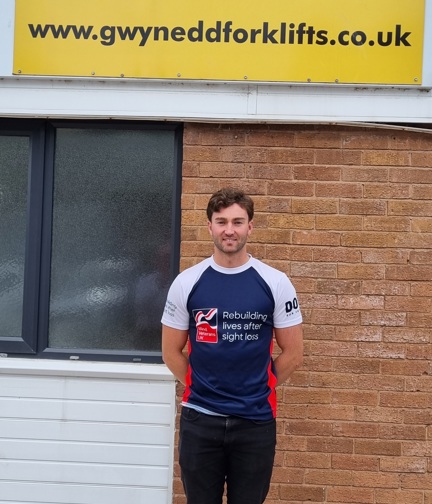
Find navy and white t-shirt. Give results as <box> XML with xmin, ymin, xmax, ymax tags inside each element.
<box><xmin>161</xmin><ymin>255</ymin><xmax>302</xmax><ymax>420</ymax></box>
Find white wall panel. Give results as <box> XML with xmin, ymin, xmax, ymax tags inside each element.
<box><xmin>0</xmin><ymin>360</ymin><xmax>176</xmax><ymax>504</ymax></box>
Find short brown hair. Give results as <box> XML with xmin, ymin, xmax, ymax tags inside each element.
<box><xmin>206</xmin><ymin>187</ymin><xmax>254</xmax><ymax>221</ymax></box>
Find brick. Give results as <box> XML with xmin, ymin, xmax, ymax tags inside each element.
<box><xmin>362</xmin><ymin>150</ymin><xmax>409</xmax><ymax>166</ymax></box>
<box><xmin>268</xmin><ymin>214</ymin><xmax>315</xmax><ymax>229</ymax></box>
<box><xmin>315</xmin><ymin>149</ymin><xmax>361</xmax><ymax>166</ymax></box>
<box><xmin>199</xmin><ymin>128</ymin><xmax>246</xmax><ymax>146</ymax></box>
<box><xmin>355</xmin><ymin>440</ymin><xmax>401</xmax><ymax>456</ymax></box>
<box><xmin>342</xmin><ymin>166</ymin><xmax>389</xmax><ymax>182</ymax></box>
<box><xmin>183</xmin><ymin>123</ymin><xmax>201</xmax><ymax>144</ymax></box>
<box><xmin>387</xmin><ymin>265</ymin><xmax>432</xmax><ymax>280</ymax></box>
<box><xmin>268</xmin><ymin>180</ymin><xmax>315</xmax><ymax>196</ymax></box>
<box><xmin>360</xmin><ymin>311</ymin><xmax>406</xmax><ymax>327</ymax></box>
<box><xmin>408</xmin><ymin>312</ymin><xmax>432</xmax><ymax>327</ymax></box>
<box><xmin>406</xmin><ymin>343</ymin><xmax>432</xmax><ymax>360</ymax></box>
<box><xmin>383</xmin><ymin>328</ymin><xmax>430</xmax><ymax>343</ymax></box>
<box><xmin>293</xmin><ymin>165</ymin><xmax>341</xmax><ymax>180</ymax></box>
<box><xmin>315</xmin><ymin>182</ymin><xmax>363</xmax><ymax>198</ymax></box>
<box><xmin>305</xmin><ymin>468</ymin><xmax>354</xmax><ymax>485</ymax></box>
<box><xmin>409</xmin><ymin>153</ymin><xmax>432</xmax><ymax>169</ymax></box>
<box><xmin>316</xmin><ymin>215</ymin><xmax>363</xmax><ymax>231</ymax></box>
<box><xmin>338</xmin><ymin>295</ymin><xmax>384</xmax><ymax>310</ymax></box>
<box><xmin>341</xmin><ymin>232</ymin><xmax>396</xmax><ymax>248</ymax></box>
<box><xmin>342</xmin><ymin>131</ymin><xmax>389</xmax><ymax>149</ymax></box>
<box><xmin>401</xmin><ymin>473</ymin><xmax>432</xmax><ymax>490</ymax></box>
<box><xmin>295</xmin><ymin>130</ymin><xmax>343</xmax><ymax>148</ymax></box>
<box><xmin>379</xmin><ymin>424</ymin><xmax>426</xmax><ymax>441</ymax></box>
<box><xmin>363</xmin><ymin>216</ymin><xmax>411</xmax><ymax>232</ymax></box>
<box><xmin>327</xmin><ymin>486</ymin><xmax>374</xmax><ymax>503</ymax></box>
<box><xmin>334</xmin><ymin>326</ymin><xmax>382</xmax><ymax>342</ymax></box>
<box><xmin>199</xmin><ymin>161</ymin><xmax>245</xmax><ymax>178</ymax></box>
<box><xmin>405</xmin><ymin>376</ymin><xmax>432</xmax><ymax>392</ymax></box>
<box><xmin>363</xmin><ymin>182</ymin><xmax>411</xmax><ymax>199</ymax></box>
<box><xmin>279</xmin><ymin>484</ymin><xmax>326</xmax><ymax>502</ymax></box>
<box><xmin>409</xmin><ymin>250</ymin><xmax>432</xmax><ymax>264</ymax></box>
<box><xmin>246</xmin><ymin>129</ymin><xmax>296</xmax><ymax>147</ymax></box>
<box><xmin>284</xmin><ymin>451</ymin><xmax>331</xmax><ymax>468</ymax></box>
<box><xmin>271</xmin><ymin>467</ymin><xmax>305</xmax><ymax>484</ymax></box>
<box><xmin>355</xmin><ymin>406</ymin><xmax>404</xmax><ymax>423</ymax></box>
<box><xmin>254</xmin><ymin>195</ymin><xmax>292</xmax><ymax>213</ymax></box>
<box><xmin>283</xmin><ymin>388</ymin><xmax>331</xmax><ymax>404</ymax></box>
<box><xmin>362</xmin><ymin>280</ymin><xmax>409</xmax><ymax>296</ymax></box>
<box><xmin>358</xmin><ymin>343</ymin><xmax>406</xmax><ymax>359</ymax></box>
<box><xmin>389</xmin><ymin>200</ymin><xmax>432</xmax><ymax>216</ymax></box>
<box><xmin>331</xmin><ymin>358</ymin><xmax>380</xmax><ymax>374</ymax></box>
<box><xmin>338</xmin><ymin>264</ymin><xmax>385</xmax><ymax>280</ymax></box>
<box><xmin>411</xmin><ymin>184</ymin><xmax>432</xmax><ymax>199</ymax></box>
<box><xmin>381</xmin><ymin>360</ymin><xmax>431</xmax><ymax>376</ymax></box>
<box><xmin>266</xmin><ymin>244</ymin><xmax>313</xmax><ymax>261</ymax></box>
<box><xmin>411</xmin><ymin>217</ymin><xmax>432</xmax><ymax>233</ymax></box>
<box><xmin>292</xmin><ymin>197</ymin><xmax>339</xmax><ymax>213</ymax></box>
<box><xmin>332</xmin><ymin>390</ymin><xmax>378</xmax><ymax>406</ymax></box>
<box><xmin>309</xmin><ymin>372</ymin><xmax>357</xmax><ymax>389</ymax></box>
<box><xmin>317</xmin><ymin>279</ymin><xmax>361</xmax><ymax>294</ymax></box>
<box><xmin>267</xmin><ymin>148</ymin><xmax>314</xmax><ymax>164</ymax></box>
<box><xmin>182</xmin><ymin>160</ymin><xmax>200</xmax><ymax>176</ymax></box>
<box><xmin>380</xmin><ymin>457</ymin><xmax>427</xmax><ymax>474</ymax></box>
<box><xmin>402</xmin><ymin>441</ymin><xmax>432</xmax><ymax>457</ymax></box>
<box><xmin>331</xmin><ymin>454</ymin><xmax>379</xmax><ymax>472</ymax></box>
<box><xmin>380</xmin><ymin>391</ymin><xmax>432</xmax><ymax>409</ymax></box>
<box><xmin>410</xmin><ymin>282</ymin><xmax>432</xmax><ymax>296</ymax></box>
<box><xmin>310</xmin><ymin>309</ymin><xmax>359</xmax><ymax>325</ymax></box>
<box><xmin>362</xmin><ymin>249</ymin><xmax>410</xmax><ymax>264</ymax></box>
<box><xmin>252</xmin><ymin>228</ymin><xmax>292</xmax><ymax>244</ymax></box>
<box><xmin>333</xmin><ymin>421</ymin><xmax>379</xmax><ymax>439</ymax></box>
<box><xmin>298</xmin><ymin>294</ymin><xmax>337</xmax><ymax>309</ymax></box>
<box><xmin>245</xmin><ymin>163</ymin><xmax>293</xmax><ymax>179</ymax></box>
<box><xmin>375</xmin><ymin>489</ymin><xmax>424</xmax><ymax>504</ymax></box>
<box><xmin>340</xmin><ymin>199</ymin><xmax>387</xmax><ymax>215</ymax></box>
<box><xmin>292</xmin><ymin>231</ymin><xmax>341</xmax><ymax>246</ymax></box>
<box><xmin>352</xmin><ymin>471</ymin><xmax>400</xmax><ymax>489</ymax></box>
<box><xmin>291</xmin><ymin>262</ymin><xmax>337</xmax><ymax>278</ymax></box>
<box><xmin>385</xmin><ymin>296</ymin><xmax>432</xmax><ymax>312</ymax></box>
<box><xmin>300</xmin><ymin>324</ymin><xmax>336</xmax><ymax>341</ymax></box>
<box><xmin>357</xmin><ymin>375</ymin><xmax>405</xmax><ymax>391</ymax></box>
<box><xmin>284</xmin><ymin>420</ymin><xmax>333</xmax><ymax>437</ymax></box>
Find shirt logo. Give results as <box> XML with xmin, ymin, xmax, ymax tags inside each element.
<box><xmin>193</xmin><ymin>308</ymin><xmax>218</xmax><ymax>343</ymax></box>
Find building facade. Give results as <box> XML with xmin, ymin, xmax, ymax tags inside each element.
<box><xmin>1</xmin><ymin>1</ymin><xmax>431</xmax><ymax>503</ymax></box>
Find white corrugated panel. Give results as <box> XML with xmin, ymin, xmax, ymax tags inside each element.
<box><xmin>0</xmin><ymin>360</ymin><xmax>176</xmax><ymax>504</ymax></box>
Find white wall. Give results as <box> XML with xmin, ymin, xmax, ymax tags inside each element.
<box><xmin>0</xmin><ymin>359</ymin><xmax>176</xmax><ymax>504</ymax></box>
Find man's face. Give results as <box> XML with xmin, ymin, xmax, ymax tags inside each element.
<box><xmin>208</xmin><ymin>203</ymin><xmax>253</xmax><ymax>256</ymax></box>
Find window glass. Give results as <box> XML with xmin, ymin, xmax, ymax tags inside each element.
<box><xmin>48</xmin><ymin>128</ymin><xmax>175</xmax><ymax>352</ymax></box>
<box><xmin>0</xmin><ymin>135</ymin><xmax>29</xmax><ymax>338</ymax></box>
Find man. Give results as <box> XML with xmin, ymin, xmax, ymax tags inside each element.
<box><xmin>161</xmin><ymin>187</ymin><xmax>303</xmax><ymax>504</ymax></box>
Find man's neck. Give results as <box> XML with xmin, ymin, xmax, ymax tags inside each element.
<box><xmin>212</xmin><ymin>250</ymin><xmax>250</xmax><ymax>268</ymax></box>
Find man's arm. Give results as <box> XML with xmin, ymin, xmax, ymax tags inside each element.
<box><xmin>162</xmin><ymin>324</ymin><xmax>189</xmax><ymax>385</ymax></box>
<box><xmin>273</xmin><ymin>323</ymin><xmax>303</xmax><ymax>386</ymax></box>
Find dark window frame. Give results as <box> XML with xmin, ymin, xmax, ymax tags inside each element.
<box><xmin>0</xmin><ymin>119</ymin><xmax>182</xmax><ymax>363</ymax></box>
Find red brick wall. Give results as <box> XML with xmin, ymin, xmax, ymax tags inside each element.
<box><xmin>173</xmin><ymin>123</ymin><xmax>432</xmax><ymax>504</ymax></box>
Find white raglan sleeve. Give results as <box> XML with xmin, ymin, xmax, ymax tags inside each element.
<box><xmin>161</xmin><ymin>275</ymin><xmax>191</xmax><ymax>330</ymax></box>
<box><xmin>273</xmin><ymin>274</ymin><xmax>303</xmax><ymax>328</ymax></box>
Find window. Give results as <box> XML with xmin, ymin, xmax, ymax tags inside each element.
<box><xmin>0</xmin><ymin>120</ymin><xmax>182</xmax><ymax>362</ymax></box>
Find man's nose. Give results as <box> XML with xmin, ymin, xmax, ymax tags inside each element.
<box><xmin>225</xmin><ymin>223</ymin><xmax>235</xmax><ymax>234</ymax></box>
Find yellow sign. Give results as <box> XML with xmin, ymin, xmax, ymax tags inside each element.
<box><xmin>14</xmin><ymin>0</ymin><xmax>425</xmax><ymax>85</ymax></box>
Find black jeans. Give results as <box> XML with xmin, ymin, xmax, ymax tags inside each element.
<box><xmin>179</xmin><ymin>407</ymin><xmax>276</xmax><ymax>504</ymax></box>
